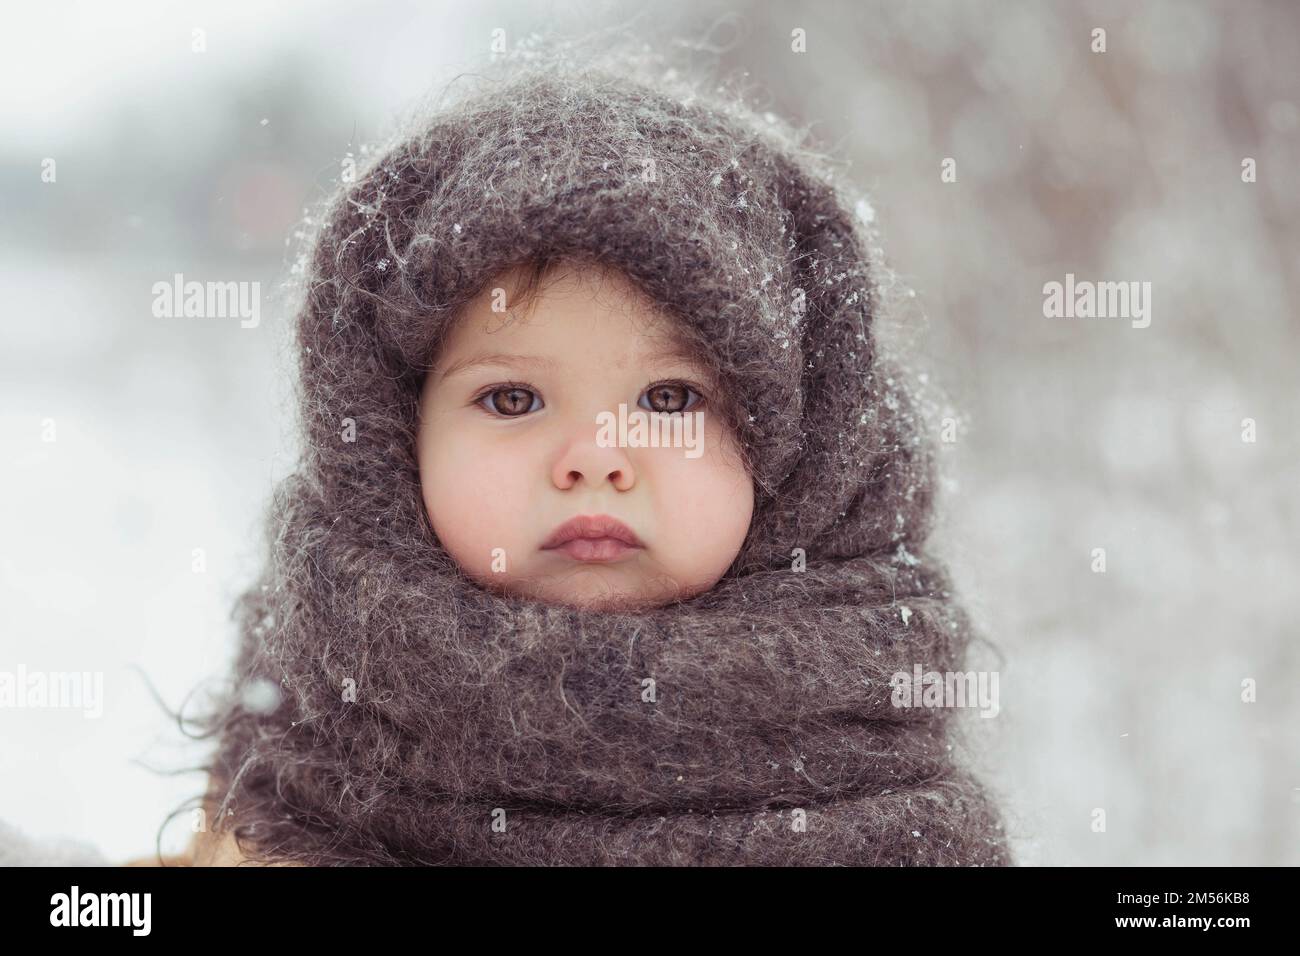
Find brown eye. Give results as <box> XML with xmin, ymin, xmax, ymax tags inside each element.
<box><xmin>639</xmin><ymin>381</ymin><xmax>702</xmax><ymax>414</ymax></box>
<box><xmin>480</xmin><ymin>386</ymin><xmax>541</xmax><ymax>416</ymax></box>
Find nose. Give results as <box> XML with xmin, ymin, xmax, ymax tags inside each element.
<box><xmin>551</xmin><ymin>418</ymin><xmax>636</xmax><ymax>491</ymax></box>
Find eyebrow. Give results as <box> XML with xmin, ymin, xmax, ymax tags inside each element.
<box><xmin>437</xmin><ymin>343</ymin><xmax>709</xmax><ymax>383</ymax></box>
<box><xmin>437</xmin><ymin>352</ymin><xmax>561</xmax><ymax>382</ymax></box>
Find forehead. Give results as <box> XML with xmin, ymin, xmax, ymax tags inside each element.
<box><xmin>434</xmin><ymin>262</ymin><xmax>708</xmax><ymax>373</ymax></box>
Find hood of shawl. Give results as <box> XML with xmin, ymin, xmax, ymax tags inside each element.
<box><xmin>293</xmin><ymin>64</ymin><xmax>931</xmax><ymax>577</ymax></box>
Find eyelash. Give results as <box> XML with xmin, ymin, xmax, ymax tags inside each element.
<box><xmin>470</xmin><ymin>379</ymin><xmax>708</xmax><ymax>418</ymax></box>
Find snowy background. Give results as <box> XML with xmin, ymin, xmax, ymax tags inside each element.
<box><xmin>1</xmin><ymin>0</ymin><xmax>1296</xmax><ymax>865</ymax></box>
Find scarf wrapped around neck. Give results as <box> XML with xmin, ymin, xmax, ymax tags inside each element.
<box><xmin>189</xmin><ymin>50</ymin><xmax>1013</xmax><ymax>866</ymax></box>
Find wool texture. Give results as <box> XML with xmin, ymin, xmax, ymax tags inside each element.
<box><xmin>189</xmin><ymin>47</ymin><xmax>1013</xmax><ymax>866</ymax></box>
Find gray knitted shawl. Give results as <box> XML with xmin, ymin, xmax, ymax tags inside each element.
<box><xmin>190</xmin><ymin>51</ymin><xmax>1012</xmax><ymax>866</ymax></box>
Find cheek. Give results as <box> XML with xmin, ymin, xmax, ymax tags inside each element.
<box><xmin>645</xmin><ymin>426</ymin><xmax>754</xmax><ymax>570</ymax></box>
<box><xmin>418</xmin><ymin>421</ymin><xmax>532</xmax><ymax>566</ymax></box>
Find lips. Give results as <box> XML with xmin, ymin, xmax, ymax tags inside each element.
<box><xmin>540</xmin><ymin>514</ymin><xmax>644</xmax><ymax>561</ymax></box>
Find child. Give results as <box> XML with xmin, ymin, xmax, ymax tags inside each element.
<box><xmin>414</xmin><ymin>257</ymin><xmax>755</xmax><ymax>611</ymax></box>
<box><xmin>136</xmin><ymin>46</ymin><xmax>1011</xmax><ymax>866</ymax></box>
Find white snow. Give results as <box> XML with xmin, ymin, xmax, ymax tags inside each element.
<box><xmin>240</xmin><ymin>678</ymin><xmax>281</xmax><ymax>715</ymax></box>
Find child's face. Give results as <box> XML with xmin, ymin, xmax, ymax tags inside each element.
<box><xmin>416</xmin><ymin>262</ymin><xmax>754</xmax><ymax>610</ymax></box>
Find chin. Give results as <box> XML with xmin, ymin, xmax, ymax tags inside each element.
<box><xmin>519</xmin><ymin>568</ymin><xmax>686</xmax><ymax>612</ymax></box>
<box><xmin>466</xmin><ymin>558</ymin><xmax>713</xmax><ymax>611</ymax></box>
